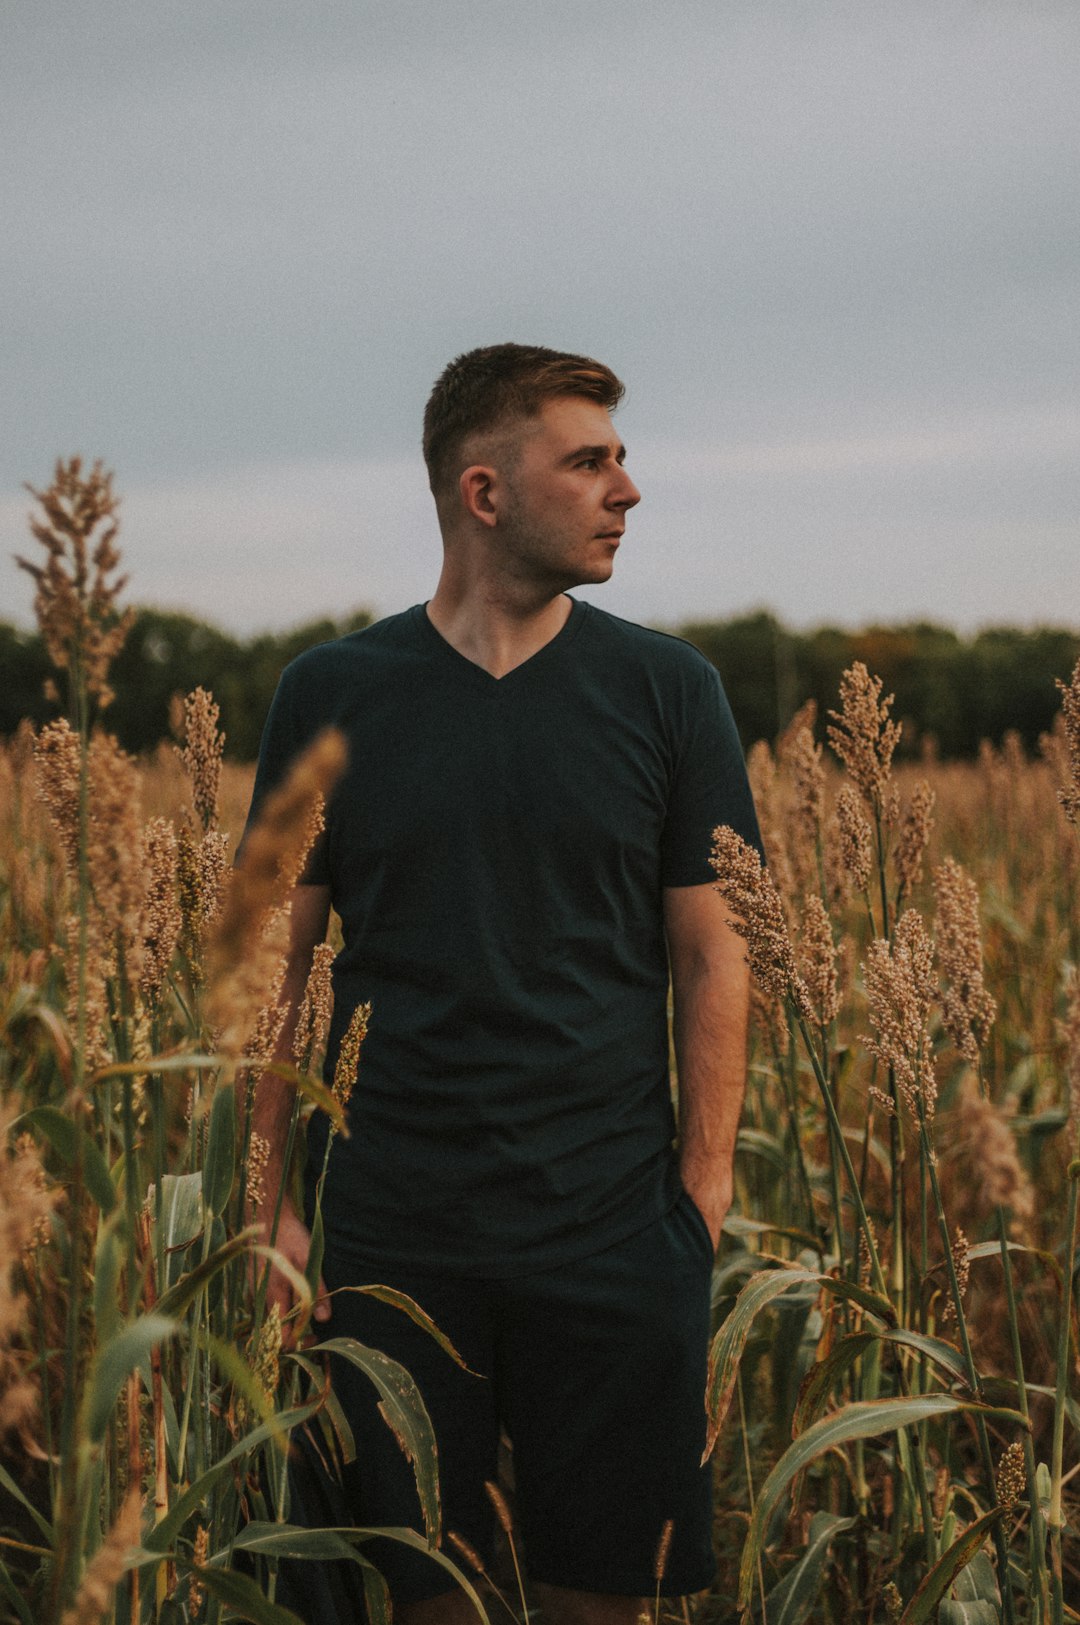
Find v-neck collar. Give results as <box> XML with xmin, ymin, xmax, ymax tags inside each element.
<box><xmin>413</xmin><ymin>597</ymin><xmax>588</xmax><ymax>686</ymax></box>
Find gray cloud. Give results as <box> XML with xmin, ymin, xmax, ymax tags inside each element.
<box><xmin>3</xmin><ymin>1</ymin><xmax>1077</xmax><ymax>630</ymax></box>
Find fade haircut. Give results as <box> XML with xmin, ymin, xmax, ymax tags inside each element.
<box><xmin>422</xmin><ymin>343</ymin><xmax>625</xmax><ymax>503</ymax></box>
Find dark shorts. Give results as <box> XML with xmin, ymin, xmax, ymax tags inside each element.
<box><xmin>293</xmin><ymin>1190</ymin><xmax>716</xmax><ymax>1605</ymax></box>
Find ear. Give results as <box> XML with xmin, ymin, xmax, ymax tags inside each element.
<box><xmin>458</xmin><ymin>464</ymin><xmax>499</xmax><ymax>528</ymax></box>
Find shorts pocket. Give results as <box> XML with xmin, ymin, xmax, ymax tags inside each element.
<box><xmin>677</xmin><ymin>1188</ymin><xmax>716</xmax><ymax>1264</ymax></box>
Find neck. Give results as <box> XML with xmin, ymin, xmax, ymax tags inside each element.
<box><xmin>426</xmin><ymin>558</ymin><xmax>573</xmax><ymax>679</ymax></box>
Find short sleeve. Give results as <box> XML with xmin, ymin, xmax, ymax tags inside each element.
<box><xmin>238</xmin><ymin>660</ymin><xmax>332</xmax><ymax>886</ymax></box>
<box><xmin>659</xmin><ymin>659</ymin><xmax>763</xmax><ymax>887</ymax></box>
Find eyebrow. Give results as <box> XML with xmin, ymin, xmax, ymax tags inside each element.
<box><xmin>563</xmin><ymin>442</ymin><xmax>628</xmax><ymax>465</ymax></box>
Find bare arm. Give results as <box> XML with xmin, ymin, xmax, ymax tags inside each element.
<box><xmin>248</xmin><ymin>882</ymin><xmax>332</xmax><ymax>1336</ymax></box>
<box><xmin>663</xmin><ymin>883</ymin><xmax>751</xmax><ymax>1250</ymax></box>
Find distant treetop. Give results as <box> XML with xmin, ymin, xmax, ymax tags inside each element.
<box><xmin>1</xmin><ymin>605</ymin><xmax>1076</xmax><ymax>761</ymax></box>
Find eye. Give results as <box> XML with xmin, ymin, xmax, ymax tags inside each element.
<box><xmin>578</xmin><ymin>457</ymin><xmax>600</xmax><ymax>470</ymax></box>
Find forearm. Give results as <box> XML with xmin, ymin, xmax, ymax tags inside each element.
<box><xmin>664</xmin><ymin>884</ymin><xmax>752</xmax><ymax>1244</ymax></box>
<box><xmin>674</xmin><ymin>961</ymin><xmax>750</xmax><ymax>1200</ymax></box>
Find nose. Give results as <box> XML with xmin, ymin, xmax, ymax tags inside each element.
<box><xmin>609</xmin><ymin>465</ymin><xmax>641</xmax><ymax>511</ymax></box>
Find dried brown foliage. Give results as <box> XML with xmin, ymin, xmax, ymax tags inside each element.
<box><xmin>895</xmin><ymin>778</ymin><xmax>935</xmax><ymax>899</ymax></box>
<box><xmin>833</xmin><ymin>784</ymin><xmax>874</xmax><ymax>899</ymax></box>
<box><xmin>1056</xmin><ymin>657</ymin><xmax>1080</xmax><ymax>825</ymax></box>
<box><xmin>1062</xmin><ymin>966</ymin><xmax>1080</xmax><ymax>1125</ymax></box>
<box><xmin>0</xmin><ymin>1106</ymin><xmax>59</xmax><ymax>1446</ymax></box>
<box><xmin>59</xmin><ymin>1488</ymin><xmax>142</xmax><ymax>1625</ymax></box>
<box><xmin>799</xmin><ymin>892</ymin><xmax>840</xmax><ymax>1028</ymax></box>
<box><xmin>827</xmin><ymin>661</ymin><xmax>902</xmax><ymax>817</ymax></box>
<box><xmin>710</xmin><ymin>825</ymin><xmax>812</xmax><ymax>1021</ymax></box>
<box><xmin>333</xmin><ymin>1000</ymin><xmax>372</xmax><ymax>1109</ymax></box>
<box><xmin>863</xmin><ymin>909</ymin><xmax>938</xmax><ymax>1125</ymax></box>
<box><xmin>933</xmin><ymin>856</ymin><xmax>997</xmax><ymax>1064</ymax></box>
<box><xmin>205</xmin><ymin>729</ymin><xmax>345</xmax><ymax>1057</ymax></box>
<box><xmin>292</xmin><ymin>940</ymin><xmax>335</xmax><ymax>1072</ymax></box>
<box><xmin>178</xmin><ymin>686</ymin><xmax>224</xmax><ymax>834</ymax></box>
<box><xmin>138</xmin><ymin>818</ymin><xmax>181</xmax><ymax>1009</ymax></box>
<box><xmin>777</xmin><ymin>701</ymin><xmax>825</xmax><ymax>895</ymax></box>
<box><xmin>745</xmin><ymin>741</ymin><xmax>796</xmax><ymax>918</ymax></box>
<box><xmin>17</xmin><ymin>458</ymin><xmax>133</xmax><ymax>709</ymax></box>
<box><xmin>941</xmin><ymin>1079</ymin><xmax>1034</xmax><ymax>1236</ymax></box>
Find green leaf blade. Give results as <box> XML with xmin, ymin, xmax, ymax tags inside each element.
<box><xmin>312</xmin><ymin>1337</ymin><xmax>441</xmax><ymax>1546</ymax></box>
<box><xmin>192</xmin><ymin>1565</ymin><xmax>305</xmax><ymax>1625</ymax></box>
<box><xmin>900</xmin><ymin>1510</ymin><xmax>1004</xmax><ymax>1624</ymax></box>
<box><xmin>201</xmin><ymin>1081</ymin><xmax>236</xmax><ymax>1218</ymax></box>
<box><xmin>15</xmin><ymin>1104</ymin><xmax>116</xmax><ymax>1214</ymax></box>
<box><xmin>737</xmin><ymin>1396</ymin><xmax>1026</xmax><ymax>1607</ymax></box>
<box><xmin>86</xmin><ymin>1313</ymin><xmax>179</xmax><ymax>1444</ymax></box>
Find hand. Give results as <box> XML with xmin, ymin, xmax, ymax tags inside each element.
<box><xmin>681</xmin><ymin>1170</ymin><xmax>732</xmax><ymax>1254</ymax></box>
<box><xmin>258</xmin><ymin>1199</ymin><xmax>331</xmax><ymax>1349</ymax></box>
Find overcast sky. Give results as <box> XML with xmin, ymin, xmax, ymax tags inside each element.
<box><xmin>3</xmin><ymin>1</ymin><xmax>1078</xmax><ymax>635</ymax></box>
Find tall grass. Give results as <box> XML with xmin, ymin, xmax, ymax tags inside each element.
<box><xmin>0</xmin><ymin>462</ymin><xmax>476</xmax><ymax>1625</ymax></box>
<box><xmin>1</xmin><ymin>460</ymin><xmax>1077</xmax><ymax>1622</ymax></box>
<box><xmin>705</xmin><ymin>668</ymin><xmax>1080</xmax><ymax>1621</ymax></box>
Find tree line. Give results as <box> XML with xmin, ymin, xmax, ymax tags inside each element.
<box><xmin>1</xmin><ymin>605</ymin><xmax>1076</xmax><ymax>761</ymax></box>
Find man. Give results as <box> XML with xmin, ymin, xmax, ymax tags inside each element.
<box><xmin>245</xmin><ymin>344</ymin><xmax>761</xmax><ymax>1625</ymax></box>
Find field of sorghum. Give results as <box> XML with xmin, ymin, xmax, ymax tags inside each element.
<box><xmin>1</xmin><ymin>460</ymin><xmax>1078</xmax><ymax>1625</ymax></box>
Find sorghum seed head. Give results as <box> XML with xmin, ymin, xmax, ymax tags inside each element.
<box><xmin>943</xmin><ymin>1227</ymin><xmax>970</xmax><ymax>1330</ymax></box>
<box><xmin>996</xmin><ymin>1441</ymin><xmax>1026</xmax><ymax>1514</ymax></box>
<box><xmin>18</xmin><ymin>457</ymin><xmax>133</xmax><ymax>710</ymax></box>
<box><xmin>1063</xmin><ymin>966</ymin><xmax>1080</xmax><ymax>1124</ymax></box>
<box><xmin>895</xmin><ymin>779</ymin><xmax>935</xmax><ymax>899</ymax></box>
<box><xmin>333</xmin><ymin>1001</ymin><xmax>372</xmax><ymax>1108</ymax></box>
<box><xmin>799</xmin><ymin>892</ymin><xmax>840</xmax><ymax>1027</ymax></box>
<box><xmin>834</xmin><ymin>786</ymin><xmax>874</xmax><ymax>896</ymax></box>
<box><xmin>178</xmin><ymin>687</ymin><xmax>224</xmax><ymax>833</ymax></box>
<box><xmin>710</xmin><ymin>826</ymin><xmax>812</xmax><ymax>1021</ymax></box>
<box><xmin>778</xmin><ymin>702</ymin><xmax>825</xmax><ymax>893</ymax></box>
<box><xmin>292</xmin><ymin>941</ymin><xmax>335</xmax><ymax>1072</ymax></box>
<box><xmin>746</xmin><ymin>740</ymin><xmax>797</xmax><ymax>917</ymax></box>
<box><xmin>59</xmin><ymin>1488</ymin><xmax>142</xmax><ymax>1625</ymax></box>
<box><xmin>933</xmin><ymin>858</ymin><xmax>996</xmax><ymax>1064</ymax></box>
<box><xmin>34</xmin><ymin>719</ymin><xmax>82</xmax><ymax>870</ymax></box>
<box><xmin>951</xmin><ymin>1081</ymin><xmax>1034</xmax><ymax>1232</ymax></box>
<box><xmin>1055</xmin><ymin>658</ymin><xmax>1080</xmax><ymax>825</ymax></box>
<box><xmin>139</xmin><ymin>817</ymin><xmax>181</xmax><ymax>1009</ymax></box>
<box><xmin>247</xmin><ymin>1132</ymin><xmax>270</xmax><ymax>1212</ymax></box>
<box><xmin>189</xmin><ymin>1525</ymin><xmax>209</xmax><ymax>1616</ymax></box>
<box><xmin>208</xmin><ymin>730</ymin><xmax>345</xmax><ymax>995</ymax></box>
<box><xmin>827</xmin><ymin>663</ymin><xmax>901</xmax><ymax>815</ymax></box>
<box><xmin>863</xmin><ymin>909</ymin><xmax>938</xmax><ymax>1126</ymax></box>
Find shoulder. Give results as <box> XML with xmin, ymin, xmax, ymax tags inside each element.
<box><xmin>277</xmin><ymin>607</ymin><xmax>423</xmax><ymax>696</ymax></box>
<box><xmin>580</xmin><ymin>604</ymin><xmax>721</xmax><ymax>688</ymax></box>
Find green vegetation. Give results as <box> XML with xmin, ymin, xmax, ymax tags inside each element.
<box><xmin>0</xmin><ymin>609</ymin><xmax>373</xmax><ymax>761</ymax></box>
<box><xmin>3</xmin><ymin>608</ymin><xmax>1075</xmax><ymax>761</ymax></box>
<box><xmin>681</xmin><ymin>612</ymin><xmax>1080</xmax><ymax>758</ymax></box>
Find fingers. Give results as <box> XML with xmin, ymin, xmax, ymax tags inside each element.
<box><xmin>253</xmin><ymin>1212</ymin><xmax>333</xmax><ymax>1348</ymax></box>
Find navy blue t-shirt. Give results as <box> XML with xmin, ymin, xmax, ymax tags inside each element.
<box><xmin>243</xmin><ymin>599</ymin><xmax>762</xmax><ymax>1275</ymax></box>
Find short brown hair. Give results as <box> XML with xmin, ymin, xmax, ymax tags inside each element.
<box><xmin>422</xmin><ymin>343</ymin><xmax>625</xmax><ymax>500</ymax></box>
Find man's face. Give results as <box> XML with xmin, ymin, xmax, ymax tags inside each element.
<box><xmin>493</xmin><ymin>396</ymin><xmax>641</xmax><ymax>593</ymax></box>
